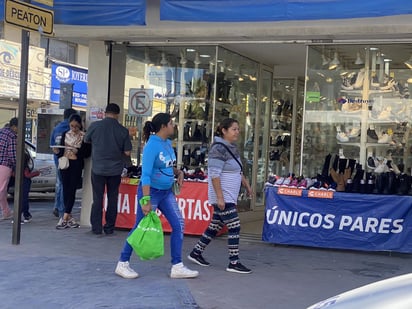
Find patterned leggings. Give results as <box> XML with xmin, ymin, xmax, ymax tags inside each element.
<box><xmin>193</xmin><ymin>203</ymin><xmax>241</xmax><ymax>262</ymax></box>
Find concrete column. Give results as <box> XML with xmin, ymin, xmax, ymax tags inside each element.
<box><xmin>80</xmin><ymin>41</ymin><xmax>110</xmax><ymax>227</ymax></box>
<box><xmin>80</xmin><ymin>42</ymin><xmax>127</xmax><ymax>227</ymax></box>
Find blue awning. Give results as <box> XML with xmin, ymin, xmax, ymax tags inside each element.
<box><xmin>160</xmin><ymin>0</ymin><xmax>412</xmax><ymax>22</ymax></box>
<box><xmin>0</xmin><ymin>0</ymin><xmax>146</xmax><ymax>26</ymax></box>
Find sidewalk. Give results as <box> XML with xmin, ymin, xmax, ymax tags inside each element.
<box><xmin>1</xmin><ymin>199</ymin><xmax>412</xmax><ymax>309</ymax></box>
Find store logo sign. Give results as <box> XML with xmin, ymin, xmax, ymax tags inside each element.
<box><xmin>338</xmin><ymin>97</ymin><xmax>373</xmax><ymax>104</ymax></box>
<box><xmin>55</xmin><ymin>66</ymin><xmax>71</xmax><ymax>83</ymax></box>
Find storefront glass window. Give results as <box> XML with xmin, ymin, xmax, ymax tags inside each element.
<box><xmin>303</xmin><ymin>44</ymin><xmax>412</xmax><ymax>193</ymax></box>
<box><xmin>125</xmin><ymin>45</ymin><xmax>259</xmax><ymax>208</ymax></box>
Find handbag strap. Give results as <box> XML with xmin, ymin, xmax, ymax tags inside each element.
<box><xmin>213</xmin><ymin>142</ymin><xmax>243</xmax><ymax>172</ymax></box>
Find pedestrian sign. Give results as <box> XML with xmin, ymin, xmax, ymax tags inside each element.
<box><xmin>129</xmin><ymin>88</ymin><xmax>153</xmax><ymax>116</ymax></box>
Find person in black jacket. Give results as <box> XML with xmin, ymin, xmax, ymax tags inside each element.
<box><xmin>54</xmin><ymin>114</ymin><xmax>91</xmax><ymax>229</ymax></box>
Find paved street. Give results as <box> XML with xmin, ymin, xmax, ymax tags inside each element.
<box><xmin>1</xmin><ymin>198</ymin><xmax>412</xmax><ymax>309</ymax></box>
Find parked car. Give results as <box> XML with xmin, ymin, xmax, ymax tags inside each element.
<box><xmin>8</xmin><ymin>141</ymin><xmax>56</xmax><ymax>194</ymax></box>
<box><xmin>307</xmin><ymin>273</ymin><xmax>412</xmax><ymax>309</ymax></box>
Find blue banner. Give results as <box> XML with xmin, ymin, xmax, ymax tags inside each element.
<box><xmin>50</xmin><ymin>62</ymin><xmax>88</xmax><ymax>108</ymax></box>
<box><xmin>262</xmin><ymin>187</ymin><xmax>412</xmax><ymax>253</ymax></box>
<box><xmin>161</xmin><ymin>0</ymin><xmax>412</xmax><ymax>22</ymax></box>
<box><xmin>0</xmin><ymin>0</ymin><xmax>146</xmax><ymax>26</ymax></box>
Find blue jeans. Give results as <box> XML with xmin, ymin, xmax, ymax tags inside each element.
<box><xmin>22</xmin><ymin>177</ymin><xmax>32</xmax><ymax>217</ymax></box>
<box><xmin>54</xmin><ymin>169</ymin><xmax>64</xmax><ymax>217</ymax></box>
<box><xmin>119</xmin><ymin>186</ymin><xmax>184</xmax><ymax>265</ymax></box>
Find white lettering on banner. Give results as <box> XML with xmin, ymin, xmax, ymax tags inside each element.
<box><xmin>177</xmin><ymin>198</ymin><xmax>211</xmax><ymax>221</ymax></box>
<box><xmin>338</xmin><ymin>215</ymin><xmax>403</xmax><ymax>234</ymax></box>
<box><xmin>266</xmin><ymin>205</ymin><xmax>404</xmax><ymax>234</ymax></box>
<box><xmin>103</xmin><ymin>193</ymin><xmax>212</xmax><ymax>221</ymax></box>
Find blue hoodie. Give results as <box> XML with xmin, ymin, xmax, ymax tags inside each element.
<box><xmin>50</xmin><ymin>119</ymin><xmax>69</xmax><ymax>165</ymax></box>
<box><xmin>141</xmin><ymin>135</ymin><xmax>176</xmax><ymax>190</ymax></box>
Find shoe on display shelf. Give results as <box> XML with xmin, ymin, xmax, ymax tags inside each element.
<box><xmin>280</xmin><ymin>177</ymin><xmax>292</xmax><ymax>187</ymax></box>
<box><xmin>298</xmin><ymin>178</ymin><xmax>308</xmax><ymax>189</ymax></box>
<box><xmin>274</xmin><ymin>177</ymin><xmax>285</xmax><ymax>187</ymax></box>
<box><xmin>336</xmin><ymin>132</ymin><xmax>349</xmax><ymax>143</ymax></box>
<box><xmin>378</xmin><ymin>133</ymin><xmax>390</xmax><ymax>144</ymax></box>
<box><xmin>348</xmin><ymin>127</ymin><xmax>361</xmax><ymax>138</ymax></box>
<box><xmin>289</xmin><ymin>178</ymin><xmax>299</xmax><ymax>188</ymax></box>
<box><xmin>367</xmin><ymin>157</ymin><xmax>377</xmax><ymax>169</ymax></box>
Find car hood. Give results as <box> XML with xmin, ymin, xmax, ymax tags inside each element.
<box><xmin>307</xmin><ymin>273</ymin><xmax>412</xmax><ymax>309</ymax></box>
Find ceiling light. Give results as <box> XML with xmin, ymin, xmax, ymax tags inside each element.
<box><xmin>194</xmin><ymin>52</ymin><xmax>201</xmax><ymax>65</ymax></box>
<box><xmin>186</xmin><ymin>48</ymin><xmax>196</xmax><ymax>52</ymax></box>
<box><xmin>405</xmin><ymin>55</ymin><xmax>412</xmax><ymax>69</ymax></box>
<box><xmin>376</xmin><ymin>52</ymin><xmax>384</xmax><ymax>65</ymax></box>
<box><xmin>142</xmin><ymin>48</ymin><xmax>153</xmax><ymax>66</ymax></box>
<box><xmin>354</xmin><ymin>52</ymin><xmax>364</xmax><ymax>65</ymax></box>
<box><xmin>199</xmin><ymin>54</ymin><xmax>210</xmax><ymax>58</ymax></box>
<box><xmin>160</xmin><ymin>52</ymin><xmax>168</xmax><ymax>66</ymax></box>
<box><xmin>179</xmin><ymin>49</ymin><xmax>187</xmax><ymax>66</ymax></box>
<box><xmin>328</xmin><ymin>52</ymin><xmax>340</xmax><ymax>70</ymax></box>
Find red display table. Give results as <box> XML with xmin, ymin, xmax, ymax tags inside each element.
<box><xmin>107</xmin><ymin>179</ymin><xmax>215</xmax><ymax>235</ymax></box>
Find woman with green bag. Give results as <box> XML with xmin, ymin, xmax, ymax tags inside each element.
<box><xmin>115</xmin><ymin>113</ymin><xmax>199</xmax><ymax>279</ymax></box>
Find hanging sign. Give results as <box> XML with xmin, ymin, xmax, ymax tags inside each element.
<box><xmin>129</xmin><ymin>88</ymin><xmax>153</xmax><ymax>116</ymax></box>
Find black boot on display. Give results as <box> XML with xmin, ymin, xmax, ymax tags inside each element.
<box><xmin>338</xmin><ymin>159</ymin><xmax>348</xmax><ymax>174</ymax></box>
<box><xmin>322</xmin><ymin>154</ymin><xmax>332</xmax><ymax>177</ymax></box>
<box><xmin>366</xmin><ymin>173</ymin><xmax>375</xmax><ymax>194</ymax></box>
<box><xmin>347</xmin><ymin>159</ymin><xmax>356</xmax><ymax>176</ymax></box>
<box><xmin>331</xmin><ymin>154</ymin><xmax>339</xmax><ymax>173</ymax></box>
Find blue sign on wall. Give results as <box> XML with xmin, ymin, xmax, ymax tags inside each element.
<box><xmin>50</xmin><ymin>62</ymin><xmax>88</xmax><ymax>107</ymax></box>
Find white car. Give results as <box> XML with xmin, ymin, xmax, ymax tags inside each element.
<box><xmin>307</xmin><ymin>273</ymin><xmax>412</xmax><ymax>309</ymax></box>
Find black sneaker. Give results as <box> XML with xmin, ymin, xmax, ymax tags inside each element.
<box><xmin>226</xmin><ymin>262</ymin><xmax>252</xmax><ymax>274</ymax></box>
<box><xmin>23</xmin><ymin>214</ymin><xmax>32</xmax><ymax>223</ymax></box>
<box><xmin>53</xmin><ymin>208</ymin><xmax>59</xmax><ymax>217</ymax></box>
<box><xmin>187</xmin><ymin>252</ymin><xmax>210</xmax><ymax>267</ymax></box>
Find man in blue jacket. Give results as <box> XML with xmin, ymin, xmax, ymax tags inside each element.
<box><xmin>50</xmin><ymin>108</ymin><xmax>78</xmax><ymax>218</ymax></box>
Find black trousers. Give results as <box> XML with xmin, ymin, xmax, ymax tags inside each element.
<box><xmin>61</xmin><ymin>159</ymin><xmax>83</xmax><ymax>215</ymax></box>
<box><xmin>90</xmin><ymin>172</ymin><xmax>121</xmax><ymax>234</ymax></box>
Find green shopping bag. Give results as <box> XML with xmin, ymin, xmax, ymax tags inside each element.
<box><xmin>127</xmin><ymin>211</ymin><xmax>164</xmax><ymax>260</ymax></box>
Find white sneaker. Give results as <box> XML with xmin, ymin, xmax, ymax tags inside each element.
<box><xmin>336</xmin><ymin>132</ymin><xmax>349</xmax><ymax>142</ymax></box>
<box><xmin>170</xmin><ymin>262</ymin><xmax>199</xmax><ymax>279</ymax></box>
<box><xmin>115</xmin><ymin>261</ymin><xmax>139</xmax><ymax>279</ymax></box>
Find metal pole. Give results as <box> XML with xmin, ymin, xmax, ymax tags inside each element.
<box><xmin>12</xmin><ymin>28</ymin><xmax>30</xmax><ymax>245</ymax></box>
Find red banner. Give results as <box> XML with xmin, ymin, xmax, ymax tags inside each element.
<box><xmin>105</xmin><ymin>181</ymin><xmax>216</xmax><ymax>235</ymax></box>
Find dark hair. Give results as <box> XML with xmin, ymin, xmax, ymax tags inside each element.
<box><xmin>68</xmin><ymin>113</ymin><xmax>83</xmax><ymax>130</ymax></box>
<box><xmin>9</xmin><ymin>117</ymin><xmax>18</xmax><ymax>127</ymax></box>
<box><xmin>105</xmin><ymin>103</ymin><xmax>120</xmax><ymax>114</ymax></box>
<box><xmin>215</xmin><ymin>118</ymin><xmax>238</xmax><ymax>137</ymax></box>
<box><xmin>143</xmin><ymin>113</ymin><xmax>171</xmax><ymax>142</ymax></box>
<box><xmin>64</xmin><ymin>108</ymin><xmax>77</xmax><ymax>120</ymax></box>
